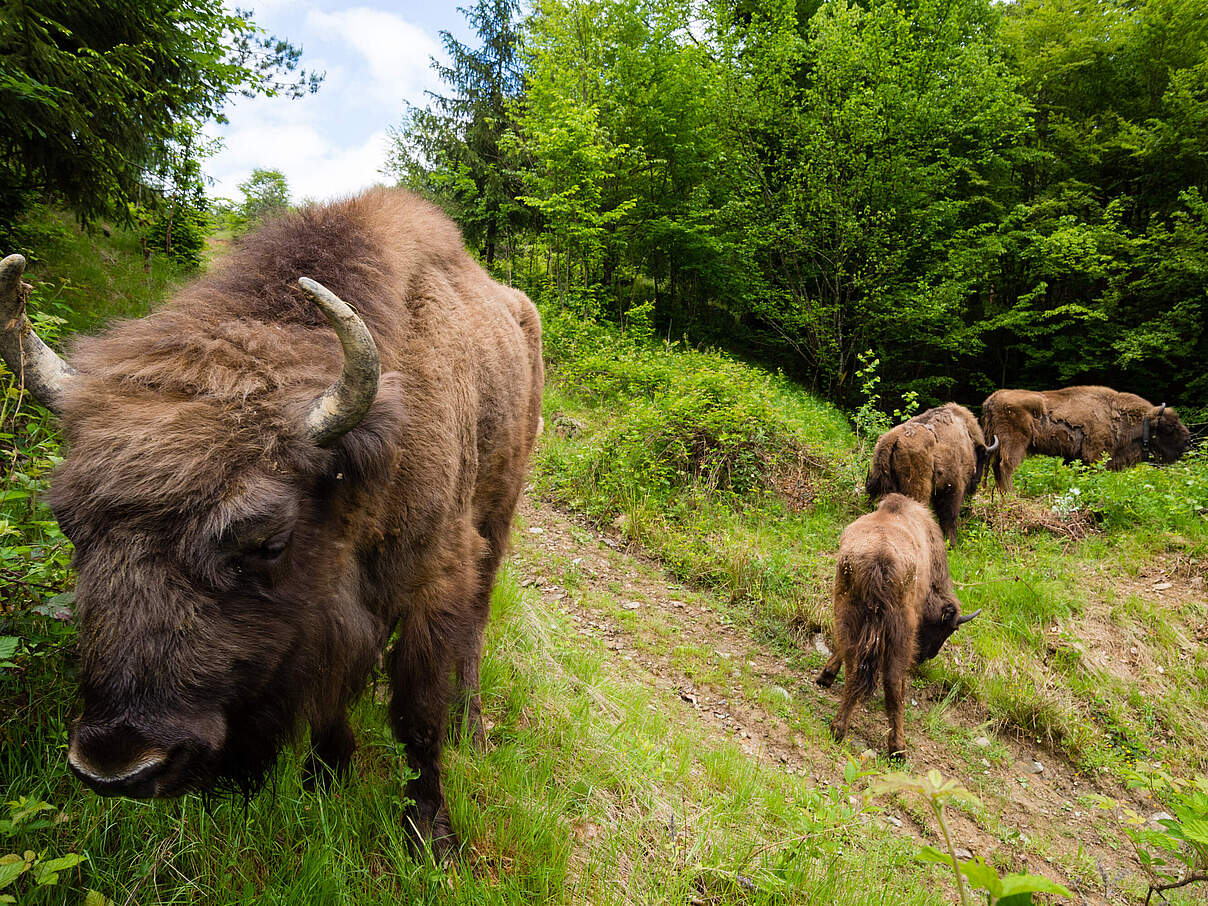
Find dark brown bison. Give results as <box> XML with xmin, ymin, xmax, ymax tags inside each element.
<box><xmin>981</xmin><ymin>386</ymin><xmax>1191</xmax><ymax>493</ymax></box>
<box><xmin>815</xmin><ymin>494</ymin><xmax>978</xmax><ymax>758</ymax></box>
<box><xmin>865</xmin><ymin>404</ymin><xmax>998</xmax><ymax>543</ymax></box>
<box><xmin>0</xmin><ymin>187</ymin><xmax>544</xmax><ymax>857</ymax></box>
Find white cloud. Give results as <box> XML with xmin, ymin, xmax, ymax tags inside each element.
<box><xmin>204</xmin><ymin>5</ymin><xmax>446</xmax><ymax>204</ymax></box>
<box><xmin>306</xmin><ymin>7</ymin><xmax>443</xmax><ymax>108</ymax></box>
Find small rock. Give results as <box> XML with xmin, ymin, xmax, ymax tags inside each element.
<box><xmin>766</xmin><ymin>685</ymin><xmax>791</xmax><ymax>704</ymax></box>
<box><xmin>622</xmin><ymin>600</ymin><xmax>641</xmax><ymax>610</ymax></box>
<box><xmin>954</xmin><ymin>848</ymin><xmax>973</xmax><ymax>861</ymax></box>
<box><xmin>611</xmin><ymin>513</ymin><xmax>630</xmax><ymax>533</ymax></box>
<box><xmin>528</xmin><ymin>526</ymin><xmax>544</xmax><ymax>535</ymax></box>
<box><xmin>1020</xmin><ymin>760</ymin><xmax>1045</xmax><ymax>774</ymax></box>
<box><xmin>972</xmin><ymin>736</ymin><xmax>991</xmax><ymax>748</ymax></box>
<box><xmin>1149</xmin><ymin>811</ymin><xmax>1174</xmax><ymax>827</ymax></box>
<box><xmin>1156</xmin><ymin>665</ymin><xmax>1164</xmax><ymax>674</ymax></box>
<box><xmin>886</xmin><ymin>816</ymin><xmax>903</xmax><ymax>828</ymax></box>
<box><xmin>813</xmin><ymin>633</ymin><xmax>833</xmax><ymax>657</ymax></box>
<box><xmin>1153</xmin><ymin>581</ymin><xmax>1172</xmax><ymax>591</ymax></box>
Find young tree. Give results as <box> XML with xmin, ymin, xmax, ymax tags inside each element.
<box><xmin>388</xmin><ymin>0</ymin><xmax>525</xmax><ymax>267</ymax></box>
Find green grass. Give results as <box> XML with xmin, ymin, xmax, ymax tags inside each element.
<box><xmin>5</xmin><ymin>204</ymin><xmax>189</xmax><ymax>334</ymax></box>
<box><xmin>533</xmin><ymin>306</ymin><xmax>1208</xmax><ymax>783</ymax></box>
<box><xmin>3</xmin><ymin>570</ymin><xmax>945</xmax><ymax>905</ymax></box>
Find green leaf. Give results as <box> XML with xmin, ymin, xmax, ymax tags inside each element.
<box><xmin>33</xmin><ymin>852</ymin><xmax>86</xmax><ymax>886</ymax></box>
<box><xmin>957</xmin><ymin>857</ymin><xmax>1003</xmax><ymax>897</ymax></box>
<box><xmin>0</xmin><ymin>639</ymin><xmax>18</xmax><ymax>662</ymax></box>
<box><xmin>84</xmin><ymin>891</ymin><xmax>117</xmax><ymax>906</ymax></box>
<box><xmin>999</xmin><ymin>873</ymin><xmax>1073</xmax><ymax>898</ymax></box>
<box><xmin>916</xmin><ymin>845</ymin><xmax>956</xmax><ymax>867</ymax></box>
<box><xmin>0</xmin><ymin>855</ymin><xmax>30</xmax><ymax>890</ymax></box>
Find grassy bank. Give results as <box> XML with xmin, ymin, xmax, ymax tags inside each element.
<box><xmin>534</xmin><ymin>308</ymin><xmax>1208</xmax><ymax>781</ymax></box>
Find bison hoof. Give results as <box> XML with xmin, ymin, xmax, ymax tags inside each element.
<box><xmin>406</xmin><ymin>802</ymin><xmax>460</xmax><ymax>862</ymax></box>
<box><xmin>886</xmin><ymin>745</ymin><xmax>906</xmax><ymax>763</ymax></box>
<box><xmin>816</xmin><ymin>671</ymin><xmax>837</xmax><ymax>689</ymax></box>
<box><xmin>828</xmin><ymin>719</ymin><xmax>846</xmax><ymax>742</ymax></box>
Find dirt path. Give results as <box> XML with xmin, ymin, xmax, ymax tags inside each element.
<box><xmin>511</xmin><ymin>495</ymin><xmax>1161</xmax><ymax>905</ymax></box>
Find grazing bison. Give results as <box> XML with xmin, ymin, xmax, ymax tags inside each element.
<box><xmin>981</xmin><ymin>386</ymin><xmax>1191</xmax><ymax>493</ymax></box>
<box><xmin>0</xmin><ymin>187</ymin><xmax>544</xmax><ymax>857</ymax></box>
<box><xmin>815</xmin><ymin>494</ymin><xmax>978</xmax><ymax>758</ymax></box>
<box><xmin>865</xmin><ymin>404</ymin><xmax>998</xmax><ymax>543</ymax></box>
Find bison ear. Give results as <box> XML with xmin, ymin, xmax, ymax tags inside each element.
<box><xmin>326</xmin><ymin>371</ymin><xmax>409</xmax><ymax>487</ymax></box>
<box><xmin>940</xmin><ymin>603</ymin><xmax>957</xmax><ymax>624</ymax></box>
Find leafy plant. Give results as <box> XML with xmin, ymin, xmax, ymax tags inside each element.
<box><xmin>0</xmin><ymin>797</ymin><xmax>88</xmax><ymax>903</ymax></box>
<box><xmin>872</xmin><ymin>770</ymin><xmax>1072</xmax><ymax>905</ymax></box>
<box><xmin>1087</xmin><ymin>763</ymin><xmax>1208</xmax><ymax>904</ymax></box>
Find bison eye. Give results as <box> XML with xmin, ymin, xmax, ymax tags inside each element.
<box><xmin>256</xmin><ymin>531</ymin><xmax>292</xmax><ymax>561</ymax></box>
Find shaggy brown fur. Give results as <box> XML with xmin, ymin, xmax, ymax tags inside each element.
<box><xmin>981</xmin><ymin>386</ymin><xmax>1191</xmax><ymax>493</ymax></box>
<box><xmin>31</xmin><ymin>188</ymin><xmax>542</xmax><ymax>857</ymax></box>
<box><xmin>865</xmin><ymin>404</ymin><xmax>993</xmax><ymax>543</ymax></box>
<box><xmin>815</xmin><ymin>494</ymin><xmax>974</xmax><ymax>758</ymax></box>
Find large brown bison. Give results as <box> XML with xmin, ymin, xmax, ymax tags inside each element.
<box><xmin>0</xmin><ymin>187</ymin><xmax>543</xmax><ymax>857</ymax></box>
<box><xmin>815</xmin><ymin>494</ymin><xmax>978</xmax><ymax>758</ymax></box>
<box><xmin>865</xmin><ymin>404</ymin><xmax>998</xmax><ymax>543</ymax></box>
<box><xmin>981</xmin><ymin>386</ymin><xmax>1191</xmax><ymax>493</ymax></box>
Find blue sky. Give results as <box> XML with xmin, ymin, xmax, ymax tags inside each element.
<box><xmin>205</xmin><ymin>2</ymin><xmax>472</xmax><ymax>204</ymax></box>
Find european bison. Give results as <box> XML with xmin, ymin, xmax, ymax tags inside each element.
<box><xmin>0</xmin><ymin>187</ymin><xmax>544</xmax><ymax>857</ymax></box>
<box><xmin>815</xmin><ymin>494</ymin><xmax>978</xmax><ymax>758</ymax></box>
<box><xmin>865</xmin><ymin>404</ymin><xmax>998</xmax><ymax>543</ymax></box>
<box><xmin>981</xmin><ymin>386</ymin><xmax>1191</xmax><ymax>493</ymax></box>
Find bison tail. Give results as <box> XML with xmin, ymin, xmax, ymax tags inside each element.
<box><xmin>841</xmin><ymin>553</ymin><xmax>901</xmax><ymax>702</ymax></box>
<box><xmin>865</xmin><ymin>439</ymin><xmax>898</xmax><ymax>499</ymax></box>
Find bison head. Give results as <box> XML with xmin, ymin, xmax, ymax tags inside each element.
<box><xmin>916</xmin><ymin>604</ymin><xmax>979</xmax><ymax>663</ymax></box>
<box><xmin>2</xmin><ymin>255</ymin><xmax>393</xmax><ymax>799</ymax></box>
<box><xmin>1145</xmin><ymin>403</ymin><xmax>1192</xmax><ymax>464</ymax></box>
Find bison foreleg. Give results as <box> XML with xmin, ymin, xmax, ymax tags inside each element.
<box><xmin>932</xmin><ymin>486</ymin><xmax>961</xmax><ymax>546</ymax></box>
<box><xmin>815</xmin><ymin>650</ymin><xmax>843</xmax><ymax>688</ymax></box>
<box><xmin>303</xmin><ymin>715</ymin><xmax>356</xmax><ymax>790</ymax></box>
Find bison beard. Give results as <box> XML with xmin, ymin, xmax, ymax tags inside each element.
<box><xmin>0</xmin><ymin>188</ymin><xmax>544</xmax><ymax>858</ymax></box>
<box><xmin>981</xmin><ymin>386</ymin><xmax>1191</xmax><ymax>494</ymax></box>
<box><xmin>815</xmin><ymin>494</ymin><xmax>977</xmax><ymax>758</ymax></box>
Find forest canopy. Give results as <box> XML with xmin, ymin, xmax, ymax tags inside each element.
<box><xmin>392</xmin><ymin>0</ymin><xmax>1208</xmax><ymax>419</ymax></box>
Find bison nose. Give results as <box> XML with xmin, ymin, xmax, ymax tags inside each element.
<box><xmin>67</xmin><ymin>721</ymin><xmax>169</xmax><ymax>799</ymax></box>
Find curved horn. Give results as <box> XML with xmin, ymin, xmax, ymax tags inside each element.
<box><xmin>956</xmin><ymin>608</ymin><xmax>981</xmax><ymax>626</ymax></box>
<box><xmin>297</xmin><ymin>277</ymin><xmax>380</xmax><ymax>446</ymax></box>
<box><xmin>985</xmin><ymin>434</ymin><xmax>1000</xmax><ymax>454</ymax></box>
<box><xmin>0</xmin><ymin>253</ymin><xmax>77</xmax><ymax>411</ymax></box>
<box><xmin>1157</xmin><ymin>403</ymin><xmax>1167</xmax><ymax>418</ymax></box>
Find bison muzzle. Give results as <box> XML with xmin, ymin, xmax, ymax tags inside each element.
<box><xmin>0</xmin><ymin>188</ymin><xmax>544</xmax><ymax>858</ymax></box>
<box><xmin>815</xmin><ymin>494</ymin><xmax>978</xmax><ymax>758</ymax></box>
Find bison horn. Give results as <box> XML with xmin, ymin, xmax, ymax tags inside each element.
<box><xmin>297</xmin><ymin>277</ymin><xmax>381</xmax><ymax>446</ymax></box>
<box><xmin>956</xmin><ymin>608</ymin><xmax>981</xmax><ymax>626</ymax></box>
<box><xmin>1157</xmin><ymin>403</ymin><xmax>1167</xmax><ymax>418</ymax></box>
<box><xmin>0</xmin><ymin>253</ymin><xmax>77</xmax><ymax>412</ymax></box>
<box><xmin>985</xmin><ymin>434</ymin><xmax>1000</xmax><ymax>454</ymax></box>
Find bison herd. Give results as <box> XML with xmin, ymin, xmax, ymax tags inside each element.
<box><xmin>0</xmin><ymin>186</ymin><xmax>1195</xmax><ymax>854</ymax></box>
<box><xmin>819</xmin><ymin>390</ymin><xmax>1190</xmax><ymax>757</ymax></box>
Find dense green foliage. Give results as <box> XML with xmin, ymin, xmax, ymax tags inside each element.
<box><xmin>395</xmin><ymin>0</ymin><xmax>1208</xmax><ymax>418</ymax></box>
<box><xmin>0</xmin><ymin>0</ymin><xmax>318</xmax><ymax>229</ymax></box>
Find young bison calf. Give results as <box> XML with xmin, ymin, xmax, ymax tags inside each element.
<box><xmin>816</xmin><ymin>494</ymin><xmax>979</xmax><ymax>758</ymax></box>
